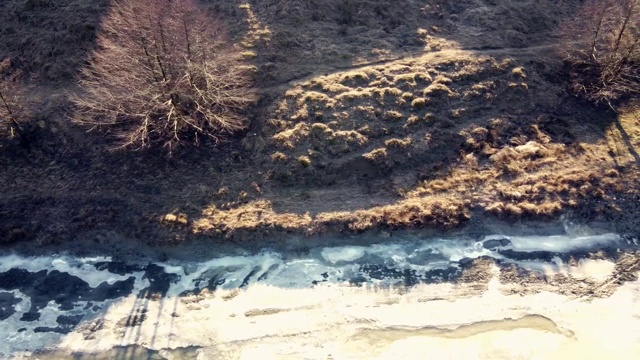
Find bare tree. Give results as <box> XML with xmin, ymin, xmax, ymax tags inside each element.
<box><xmin>558</xmin><ymin>0</ymin><xmax>639</xmax><ymax>105</ymax></box>
<box><xmin>73</xmin><ymin>0</ymin><xmax>256</xmax><ymax>151</ymax></box>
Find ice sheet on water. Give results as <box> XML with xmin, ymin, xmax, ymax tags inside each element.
<box><xmin>0</xmin><ymin>293</ymin><xmax>58</xmax><ymax>356</ymax></box>
<box><xmin>483</xmin><ymin>233</ymin><xmax>621</xmax><ymax>253</ymax></box>
<box><xmin>0</xmin><ymin>254</ymin><xmax>135</xmax><ymax>288</ymax></box>
<box><xmin>424</xmin><ymin>239</ymin><xmax>493</xmax><ymax>263</ymax></box>
<box><xmin>0</xmin><ymin>229</ymin><xmax>629</xmax><ymax>357</ymax></box>
<box><xmin>155</xmin><ymin>252</ymin><xmax>283</xmax><ymax>295</ymax></box>
<box><xmin>264</xmin><ymin>259</ymin><xmax>344</xmax><ymax>288</ymax></box>
<box><xmin>321</xmin><ymin>246</ymin><xmax>366</xmax><ymax>264</ymax></box>
<box><xmin>0</xmin><ymin>263</ymin><xmax>151</xmax><ymax>356</ymax></box>
<box><xmin>318</xmin><ymin>240</ymin><xmax>465</xmax><ymax>267</ymax></box>
<box><xmin>0</xmin><ymin>255</ymin><xmax>70</xmax><ymax>278</ymax></box>
<box><xmin>51</xmin><ymin>258</ymin><xmax>136</xmax><ymax>288</ymax></box>
<box><xmin>0</xmin><ymin>232</ymin><xmax>625</xmax><ymax>301</ymax></box>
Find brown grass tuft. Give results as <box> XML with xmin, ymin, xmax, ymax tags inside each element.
<box><xmin>363</xmin><ymin>147</ymin><xmax>388</xmax><ymax>162</ymax></box>
<box><xmin>385</xmin><ymin>137</ymin><xmax>412</xmax><ymax>149</ymax></box>
<box><xmin>423</xmin><ymin>83</ymin><xmax>454</xmax><ymax>97</ymax></box>
<box><xmin>411</xmin><ymin>97</ymin><xmax>428</xmax><ymax>108</ymax></box>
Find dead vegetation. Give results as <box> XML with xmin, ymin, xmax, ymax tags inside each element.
<box><xmin>0</xmin><ymin>0</ymin><xmax>639</xmax><ymax>247</ymax></box>
<box><xmin>72</xmin><ymin>0</ymin><xmax>256</xmax><ymax>151</ymax></box>
<box><xmin>191</xmin><ymin>196</ymin><xmax>469</xmax><ymax>239</ymax></box>
<box><xmin>557</xmin><ymin>0</ymin><xmax>639</xmax><ymax>105</ymax></box>
<box><xmin>263</xmin><ymin>51</ymin><xmax>540</xmax><ymax>185</ymax></box>
<box><xmin>187</xmin><ymin>46</ymin><xmax>638</xmax><ymax>240</ymax></box>
<box><xmin>411</xmin><ymin>111</ymin><xmax>632</xmax><ymax>219</ymax></box>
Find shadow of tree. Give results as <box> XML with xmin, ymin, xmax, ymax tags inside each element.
<box><xmin>210</xmin><ymin>0</ymin><xmax>583</xmax><ymax>86</ymax></box>
<box><xmin>614</xmin><ymin>117</ymin><xmax>640</xmax><ymax>164</ymax></box>
<box><xmin>0</xmin><ymin>0</ymin><xmax>110</xmax><ymax>82</ymax></box>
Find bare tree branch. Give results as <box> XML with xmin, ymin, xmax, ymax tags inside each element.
<box><xmin>557</xmin><ymin>0</ymin><xmax>639</xmax><ymax>105</ymax></box>
<box><xmin>72</xmin><ymin>0</ymin><xmax>256</xmax><ymax>152</ymax></box>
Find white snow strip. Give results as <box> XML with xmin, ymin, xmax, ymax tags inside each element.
<box><xmin>0</xmin><ymin>255</ymin><xmax>131</xmax><ymax>288</ymax></box>
<box><xmin>155</xmin><ymin>252</ymin><xmax>283</xmax><ymax>296</ymax></box>
<box><xmin>506</xmin><ymin>233</ymin><xmax>620</xmax><ymax>252</ymax></box>
<box><xmin>321</xmin><ymin>246</ymin><xmax>366</xmax><ymax>264</ymax></box>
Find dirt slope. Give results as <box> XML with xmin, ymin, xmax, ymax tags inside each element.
<box><xmin>0</xmin><ymin>0</ymin><xmax>639</xmax><ymax>252</ymax></box>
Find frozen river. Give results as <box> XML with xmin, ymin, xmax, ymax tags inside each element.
<box><xmin>1</xmin><ymin>231</ymin><xmax>639</xmax><ymax>359</ymax></box>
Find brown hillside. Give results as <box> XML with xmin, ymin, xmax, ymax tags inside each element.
<box><xmin>0</xmin><ymin>0</ymin><xmax>638</xmax><ymax>254</ymax></box>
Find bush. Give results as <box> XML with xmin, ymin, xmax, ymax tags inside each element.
<box><xmin>73</xmin><ymin>0</ymin><xmax>256</xmax><ymax>151</ymax></box>
<box><xmin>558</xmin><ymin>0</ymin><xmax>639</xmax><ymax>105</ymax></box>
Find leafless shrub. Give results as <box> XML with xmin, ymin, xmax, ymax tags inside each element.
<box><xmin>73</xmin><ymin>0</ymin><xmax>256</xmax><ymax>151</ymax></box>
<box><xmin>557</xmin><ymin>0</ymin><xmax>639</xmax><ymax>105</ymax></box>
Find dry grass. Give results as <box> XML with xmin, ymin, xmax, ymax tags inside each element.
<box><xmin>192</xmin><ymin>114</ymin><xmax>634</xmax><ymax>239</ymax></box>
<box><xmin>409</xmin><ymin>110</ymin><xmax>635</xmax><ymax>219</ymax></box>
<box><xmin>385</xmin><ymin>137</ymin><xmax>412</xmax><ymax>149</ymax></box>
<box><xmin>362</xmin><ymin>147</ymin><xmax>387</xmax><ymax>162</ymax></box>
<box><xmin>237</xmin><ymin>3</ymin><xmax>272</xmax><ymax>49</ymax></box>
<box><xmin>191</xmin><ymin>195</ymin><xmax>469</xmax><ymax>239</ymax></box>
<box><xmin>185</xmin><ymin>46</ymin><xmax>638</xmax><ymax>239</ymax></box>
<box><xmin>187</xmin><ymin>46</ymin><xmax>637</xmax><ymax>239</ymax></box>
<box><xmin>2</xmin><ymin>0</ymin><xmax>638</xmax><ymax>246</ymax></box>
<box><xmin>264</xmin><ymin>50</ymin><xmax>524</xmax><ymax>181</ymax></box>
<box><xmin>192</xmin><ymin>200</ymin><xmax>313</xmax><ymax>235</ymax></box>
<box><xmin>411</xmin><ymin>97</ymin><xmax>428</xmax><ymax>108</ymax></box>
<box><xmin>423</xmin><ymin>83</ymin><xmax>455</xmax><ymax>97</ymax></box>
<box><xmin>608</xmin><ymin>103</ymin><xmax>640</xmax><ymax>166</ymax></box>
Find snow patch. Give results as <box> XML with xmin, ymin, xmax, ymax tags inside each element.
<box><xmin>321</xmin><ymin>246</ymin><xmax>366</xmax><ymax>264</ymax></box>
<box><xmin>0</xmin><ymin>229</ymin><xmax>629</xmax><ymax>357</ymax></box>
<box><xmin>156</xmin><ymin>252</ymin><xmax>283</xmax><ymax>295</ymax></box>
<box><xmin>482</xmin><ymin>233</ymin><xmax>621</xmax><ymax>253</ymax></box>
<box><xmin>0</xmin><ymin>255</ymin><xmax>130</xmax><ymax>288</ymax></box>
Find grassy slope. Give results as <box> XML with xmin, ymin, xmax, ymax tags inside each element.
<box><xmin>0</xmin><ymin>0</ymin><xmax>638</xmax><ymax>249</ymax></box>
